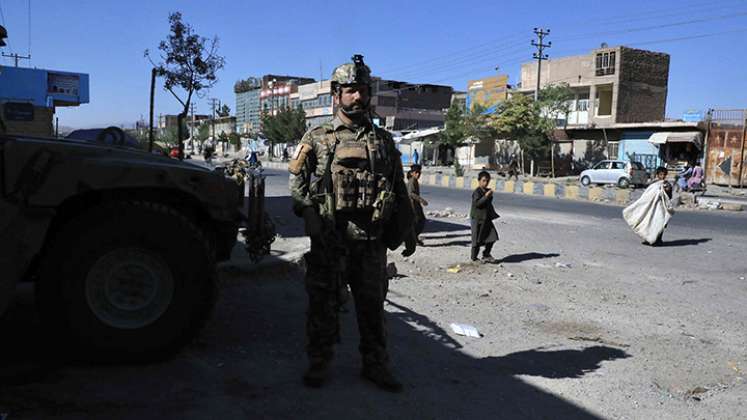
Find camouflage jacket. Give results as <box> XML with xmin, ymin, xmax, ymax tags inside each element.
<box><xmin>289</xmin><ymin>116</ymin><xmax>412</xmax><ymax>244</ymax></box>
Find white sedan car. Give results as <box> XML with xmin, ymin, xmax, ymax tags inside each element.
<box><xmin>579</xmin><ymin>160</ymin><xmax>649</xmax><ymax>188</ymax></box>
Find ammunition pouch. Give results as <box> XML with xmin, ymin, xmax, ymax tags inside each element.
<box><xmin>333</xmin><ymin>169</ymin><xmax>377</xmax><ymax>212</ymax></box>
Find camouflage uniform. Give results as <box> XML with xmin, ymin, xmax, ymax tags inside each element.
<box><xmin>290</xmin><ymin>115</ymin><xmax>411</xmax><ymax>369</ymax></box>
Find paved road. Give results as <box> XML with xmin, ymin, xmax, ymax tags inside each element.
<box><xmin>262</xmin><ymin>167</ymin><xmax>747</xmax><ymax>236</ymax></box>
<box><xmin>2</xmin><ymin>168</ymin><xmax>744</xmax><ymax>419</ymax></box>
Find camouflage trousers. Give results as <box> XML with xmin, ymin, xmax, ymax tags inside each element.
<box><xmin>304</xmin><ymin>236</ymin><xmax>389</xmax><ymax>367</ymax></box>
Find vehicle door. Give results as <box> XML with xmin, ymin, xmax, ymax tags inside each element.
<box><xmin>609</xmin><ymin>161</ymin><xmax>626</xmax><ymax>182</ymax></box>
<box><xmin>591</xmin><ymin>161</ymin><xmax>611</xmax><ymax>183</ymax></box>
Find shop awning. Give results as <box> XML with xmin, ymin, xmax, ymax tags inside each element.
<box><xmin>398</xmin><ymin>127</ymin><xmax>442</xmax><ymax>143</ymax></box>
<box><xmin>648</xmin><ymin>131</ymin><xmax>703</xmax><ymax>149</ymax></box>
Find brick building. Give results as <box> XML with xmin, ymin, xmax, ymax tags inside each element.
<box><xmin>519</xmin><ymin>45</ymin><xmax>670</xmax><ymax>127</ymax></box>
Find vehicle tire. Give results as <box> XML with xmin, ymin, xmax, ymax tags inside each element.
<box><xmin>617</xmin><ymin>177</ymin><xmax>630</xmax><ymax>189</ymax></box>
<box><xmin>36</xmin><ymin>201</ymin><xmax>216</xmax><ymax>362</ymax></box>
<box><xmin>580</xmin><ymin>176</ymin><xmax>591</xmax><ymax>186</ymax></box>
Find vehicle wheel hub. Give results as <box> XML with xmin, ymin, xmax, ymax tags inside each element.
<box><xmin>85</xmin><ymin>248</ymin><xmax>174</xmax><ymax>329</ymax></box>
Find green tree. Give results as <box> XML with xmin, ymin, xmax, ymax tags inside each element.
<box><xmin>489</xmin><ymin>94</ymin><xmax>550</xmax><ymax>162</ymax></box>
<box><xmin>441</xmin><ymin>102</ymin><xmax>467</xmax><ymax>147</ymax></box>
<box><xmin>145</xmin><ymin>12</ymin><xmax>225</xmax><ymax>158</ymax></box>
<box><xmin>228</xmin><ymin>132</ymin><xmax>241</xmax><ymax>151</ymax></box>
<box><xmin>463</xmin><ymin>103</ymin><xmax>497</xmax><ymax>142</ymax></box>
<box><xmin>261</xmin><ymin>106</ymin><xmax>307</xmax><ymax>156</ymax></box>
<box><xmin>217</xmin><ymin>103</ymin><xmax>231</xmax><ymax>117</ymax></box>
<box><xmin>538</xmin><ymin>83</ymin><xmax>574</xmax><ymax>127</ymax></box>
<box><xmin>234</xmin><ymin>77</ymin><xmax>261</xmax><ymax>93</ymax></box>
<box><xmin>157</xmin><ymin>126</ymin><xmax>179</xmax><ymax>148</ymax></box>
<box><xmin>196</xmin><ymin>123</ymin><xmax>210</xmax><ymax>142</ymax></box>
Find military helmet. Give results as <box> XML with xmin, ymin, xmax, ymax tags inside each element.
<box><xmin>331</xmin><ymin>54</ymin><xmax>372</xmax><ymax>88</ymax></box>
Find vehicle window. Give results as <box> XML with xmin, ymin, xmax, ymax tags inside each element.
<box><xmin>593</xmin><ymin>162</ymin><xmax>610</xmax><ymax>170</ymax></box>
<box><xmin>611</xmin><ymin>162</ymin><xmax>624</xmax><ymax>170</ymax></box>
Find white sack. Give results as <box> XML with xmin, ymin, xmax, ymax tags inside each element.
<box><xmin>622</xmin><ymin>181</ymin><xmax>674</xmax><ymax>244</ymax></box>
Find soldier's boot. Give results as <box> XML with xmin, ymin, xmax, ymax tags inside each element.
<box><xmin>303</xmin><ymin>360</ymin><xmax>330</xmax><ymax>388</ymax></box>
<box><xmin>361</xmin><ymin>364</ymin><xmax>403</xmax><ymax>393</ymax></box>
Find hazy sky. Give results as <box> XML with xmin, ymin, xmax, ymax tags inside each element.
<box><xmin>1</xmin><ymin>0</ymin><xmax>746</xmax><ymax>128</ymax></box>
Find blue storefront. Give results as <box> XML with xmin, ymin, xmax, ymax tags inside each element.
<box><xmin>618</xmin><ymin>130</ymin><xmax>663</xmax><ymax>171</ymax></box>
<box><xmin>0</xmin><ymin>65</ymin><xmax>89</xmax><ymax>136</ymax></box>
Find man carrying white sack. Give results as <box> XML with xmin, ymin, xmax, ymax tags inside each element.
<box><xmin>623</xmin><ymin>166</ymin><xmax>674</xmax><ymax>246</ymax></box>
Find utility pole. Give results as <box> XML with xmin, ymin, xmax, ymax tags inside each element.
<box><xmin>1</xmin><ymin>52</ymin><xmax>31</xmax><ymax>67</ymax></box>
<box><xmin>209</xmin><ymin>97</ymin><xmax>219</xmax><ymax>142</ymax></box>
<box><xmin>148</xmin><ymin>68</ymin><xmax>156</xmax><ymax>153</ymax></box>
<box><xmin>531</xmin><ymin>28</ymin><xmax>551</xmax><ymax>101</ymax></box>
<box><xmin>189</xmin><ymin>102</ymin><xmax>196</xmax><ymax>141</ymax></box>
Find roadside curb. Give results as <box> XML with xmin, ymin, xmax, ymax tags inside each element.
<box><xmin>262</xmin><ymin>160</ymin><xmax>635</xmax><ymax>206</ymax></box>
<box><xmin>262</xmin><ymin>160</ymin><xmax>747</xmax><ymax>211</ymax></box>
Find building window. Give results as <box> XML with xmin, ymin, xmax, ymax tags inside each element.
<box><xmin>595</xmin><ymin>51</ymin><xmax>616</xmax><ymax>76</ymax></box>
<box><xmin>607</xmin><ymin>141</ymin><xmax>619</xmax><ymax>159</ymax></box>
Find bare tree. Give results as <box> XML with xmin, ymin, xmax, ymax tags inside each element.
<box><xmin>145</xmin><ymin>12</ymin><xmax>224</xmax><ymax>159</ymax></box>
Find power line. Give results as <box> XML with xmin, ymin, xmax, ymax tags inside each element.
<box><xmin>377</xmin><ymin>1</ymin><xmax>747</xmax><ymax>82</ymax></box>
<box><xmin>390</xmin><ymin>45</ymin><xmax>528</xmax><ymax>81</ymax></box>
<box><xmin>415</xmin><ymin>26</ymin><xmax>747</xmax><ymax>89</ymax></box>
<box><xmin>555</xmin><ymin>10</ymin><xmax>747</xmax><ymax>42</ymax></box>
<box><xmin>379</xmin><ymin>33</ymin><xmax>526</xmax><ymax>76</ymax></box>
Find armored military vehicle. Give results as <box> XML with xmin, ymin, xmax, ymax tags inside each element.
<box><xmin>0</xmin><ymin>127</ymin><xmax>273</xmax><ymax>361</ymax></box>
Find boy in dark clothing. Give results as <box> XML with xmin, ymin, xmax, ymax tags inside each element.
<box><xmin>407</xmin><ymin>164</ymin><xmax>428</xmax><ymax>245</ymax></box>
<box><xmin>470</xmin><ymin>171</ymin><xmax>499</xmax><ymax>262</ymax></box>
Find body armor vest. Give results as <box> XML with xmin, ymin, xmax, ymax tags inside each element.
<box><xmin>330</xmin><ymin>131</ymin><xmax>390</xmax><ymax>214</ymax></box>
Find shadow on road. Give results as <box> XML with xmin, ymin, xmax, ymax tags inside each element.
<box><xmin>423</xmin><ymin>219</ymin><xmax>469</xmax><ymax>234</ymax></box>
<box><xmin>421</xmin><ymin>240</ymin><xmax>472</xmax><ymax>248</ymax></box>
<box><xmin>656</xmin><ymin>238</ymin><xmax>711</xmax><ymax>247</ymax></box>
<box><xmin>1</xmin><ymin>261</ymin><xmax>626</xmax><ymax>419</ymax></box>
<box><xmin>266</xmin><ymin>195</ymin><xmax>470</xmax><ymax>239</ymax></box>
<box><xmin>499</xmin><ymin>252</ymin><xmax>561</xmax><ymax>264</ymax></box>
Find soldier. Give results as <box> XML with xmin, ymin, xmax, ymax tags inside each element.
<box><xmin>289</xmin><ymin>55</ymin><xmax>414</xmax><ymax>392</ymax></box>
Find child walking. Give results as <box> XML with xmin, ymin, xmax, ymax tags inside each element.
<box><xmin>470</xmin><ymin>171</ymin><xmax>499</xmax><ymax>263</ymax></box>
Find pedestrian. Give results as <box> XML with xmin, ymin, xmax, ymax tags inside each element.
<box><xmin>470</xmin><ymin>171</ymin><xmax>499</xmax><ymax>263</ymax></box>
<box><xmin>687</xmin><ymin>160</ymin><xmax>704</xmax><ymax>191</ymax></box>
<box><xmin>288</xmin><ymin>55</ymin><xmax>414</xmax><ymax>392</ymax></box>
<box><xmin>412</xmin><ymin>148</ymin><xmax>419</xmax><ymax>166</ymax></box>
<box><xmin>507</xmin><ymin>156</ymin><xmax>519</xmax><ymax>181</ymax></box>
<box><xmin>282</xmin><ymin>147</ymin><xmax>289</xmax><ymax>162</ymax></box>
<box><xmin>407</xmin><ymin>164</ymin><xmax>428</xmax><ymax>245</ymax></box>
<box><xmin>623</xmin><ymin>166</ymin><xmax>674</xmax><ymax>246</ymax></box>
<box><xmin>676</xmin><ymin>161</ymin><xmax>692</xmax><ymax>192</ymax></box>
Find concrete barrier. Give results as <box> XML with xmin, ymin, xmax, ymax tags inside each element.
<box><xmin>588</xmin><ymin>187</ymin><xmax>604</xmax><ymax>202</ymax></box>
<box><xmin>260</xmin><ymin>160</ymin><xmax>647</xmax><ymax>206</ymax></box>
<box><xmin>565</xmin><ymin>185</ymin><xmax>580</xmax><ymax>200</ymax></box>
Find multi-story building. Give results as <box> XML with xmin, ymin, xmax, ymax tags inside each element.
<box><xmin>259</xmin><ymin>75</ymin><xmax>315</xmax><ymax>118</ymax></box>
<box><xmin>371</xmin><ymin>79</ymin><xmax>453</xmax><ymax>131</ymax></box>
<box><xmin>297</xmin><ymin>80</ymin><xmax>334</xmax><ymax>128</ymax></box>
<box><xmin>235</xmin><ymin>75</ymin><xmax>314</xmax><ymax>133</ymax></box>
<box><xmin>236</xmin><ymin>88</ymin><xmax>261</xmax><ymax>133</ymax></box>
<box><xmin>519</xmin><ymin>45</ymin><xmax>670</xmax><ymax>127</ymax></box>
<box><xmin>157</xmin><ymin>114</ymin><xmax>180</xmax><ymax>136</ymax></box>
